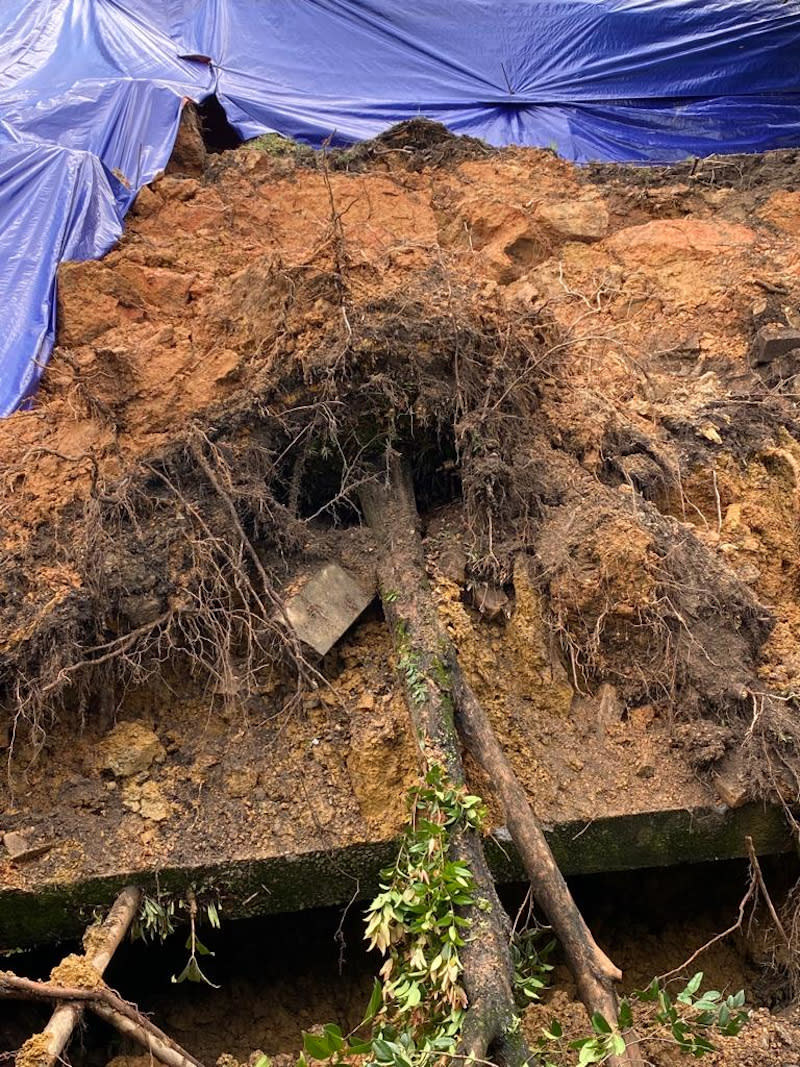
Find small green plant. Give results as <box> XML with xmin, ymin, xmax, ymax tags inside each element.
<box><xmin>247</xmin><ymin>133</ymin><xmax>298</xmax><ymax>155</ymax></box>
<box><xmin>395</xmin><ymin>624</ymin><xmax>430</xmax><ymax>707</ymax></box>
<box><xmin>172</xmin><ymin>891</ymin><xmax>221</xmax><ymax>988</ymax></box>
<box><xmin>628</xmin><ymin>971</ymin><xmax>748</xmax><ymax>1056</ymax></box>
<box><xmin>300</xmin><ymin>765</ymin><xmax>487</xmax><ymax>1067</ymax></box>
<box><xmin>511</xmin><ymin>926</ymin><xmax>555</xmax><ymax>1007</ymax></box>
<box><xmin>132</xmin><ymin>888</ymin><xmax>221</xmax><ymax>988</ymax></box>
<box><xmin>536</xmin><ymin>971</ymin><xmax>748</xmax><ymax>1065</ymax></box>
<box><xmin>131</xmin><ymin>893</ymin><xmax>176</xmax><ymax>943</ymax></box>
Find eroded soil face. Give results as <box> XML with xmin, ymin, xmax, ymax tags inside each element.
<box><xmin>1</xmin><ymin>128</ymin><xmax>800</xmax><ymax>904</ymax></box>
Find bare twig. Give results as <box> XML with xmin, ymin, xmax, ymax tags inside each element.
<box><xmin>32</xmin><ymin>886</ymin><xmax>142</xmax><ymax>1067</ymax></box>
<box><xmin>4</xmin><ymin>972</ymin><xmax>205</xmax><ymax>1067</ymax></box>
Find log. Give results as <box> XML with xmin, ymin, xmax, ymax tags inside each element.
<box><xmin>453</xmin><ymin>669</ymin><xmax>627</xmax><ymax>1032</ymax></box>
<box><xmin>32</xmin><ymin>885</ymin><xmax>142</xmax><ymax>1067</ymax></box>
<box><xmin>360</xmin><ymin>454</ymin><xmax>638</xmax><ymax>1066</ymax></box>
<box><xmin>360</xmin><ymin>458</ymin><xmax>528</xmax><ymax>1066</ymax></box>
<box><xmin>3</xmin><ymin>972</ymin><xmax>206</xmax><ymax>1067</ymax></box>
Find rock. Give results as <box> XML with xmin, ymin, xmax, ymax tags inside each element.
<box><xmin>3</xmin><ymin>830</ymin><xmax>31</xmax><ymax>858</ymax></box>
<box><xmin>757</xmin><ymin>190</ymin><xmax>800</xmax><ymax>237</ymax></box>
<box><xmin>437</xmin><ymin>545</ymin><xmax>468</xmax><ymax>585</ymax></box>
<box><xmin>122</xmin><ymin>779</ymin><xmax>171</xmax><ymax>821</ymax></box>
<box><xmin>165</xmin><ymin>103</ymin><xmax>207</xmax><ymax>178</ymax></box>
<box><xmin>283</xmin><ymin>563</ymin><xmax>373</xmax><ymax>656</ymax></box>
<box><xmin>607</xmin><ymin>218</ymin><xmax>755</xmax><ymax>259</ymax></box>
<box><xmin>469</xmin><ymin>581</ymin><xmax>510</xmax><ymax>620</ymax></box>
<box><xmin>537</xmin><ymin>199</ymin><xmax>609</xmax><ymax>242</ymax></box>
<box><xmin>130</xmin><ymin>184</ymin><xmax>161</xmax><ymax>219</ymax></box>
<box><xmin>751</xmin><ymin>325</ymin><xmax>800</xmax><ymax>365</ymax></box>
<box><xmin>2</xmin><ymin>828</ymin><xmax>54</xmax><ymax>863</ymax></box>
<box><xmin>118</xmin><ymin>264</ymin><xmax>196</xmax><ymax>310</ymax></box>
<box><xmin>225</xmin><ymin>768</ymin><xmax>260</xmax><ymax>798</ymax></box>
<box><xmin>714</xmin><ymin>752</ymin><xmax>750</xmax><ymax>809</ymax></box>
<box><xmin>212</xmin><ymin>348</ymin><xmax>243</xmax><ymax>384</ymax></box>
<box><xmin>99</xmin><ymin>722</ymin><xmax>166</xmax><ymax>779</ymax></box>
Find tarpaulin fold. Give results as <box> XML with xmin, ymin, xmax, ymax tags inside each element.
<box><xmin>2</xmin><ymin>0</ymin><xmax>800</xmax><ymax>416</ymax></box>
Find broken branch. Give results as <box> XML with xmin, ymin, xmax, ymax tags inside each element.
<box><xmin>33</xmin><ymin>884</ymin><xmax>142</xmax><ymax>1067</ymax></box>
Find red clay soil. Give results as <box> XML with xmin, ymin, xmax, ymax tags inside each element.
<box><xmin>1</xmin><ymin>125</ymin><xmax>800</xmax><ymax>912</ymax></box>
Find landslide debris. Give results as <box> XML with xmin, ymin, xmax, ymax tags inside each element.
<box><xmin>2</xmin><ymin>120</ymin><xmax>800</xmax><ymax>887</ymax></box>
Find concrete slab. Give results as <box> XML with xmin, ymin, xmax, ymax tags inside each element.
<box><xmin>0</xmin><ymin>803</ymin><xmax>791</xmax><ymax>950</ymax></box>
<box><xmin>283</xmin><ymin>564</ymin><xmax>374</xmax><ymax>655</ymax></box>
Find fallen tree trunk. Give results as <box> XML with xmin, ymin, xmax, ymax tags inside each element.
<box><xmin>360</xmin><ymin>454</ymin><xmax>636</xmax><ymax>1066</ymax></box>
<box><xmin>360</xmin><ymin>458</ymin><xmax>529</xmax><ymax>1067</ymax></box>
<box><xmin>30</xmin><ymin>884</ymin><xmax>142</xmax><ymax>1067</ymax></box>
<box><xmin>4</xmin><ymin>971</ymin><xmax>205</xmax><ymax>1067</ymax></box>
<box><xmin>452</xmin><ymin>666</ymin><xmax>625</xmax><ymax>1028</ymax></box>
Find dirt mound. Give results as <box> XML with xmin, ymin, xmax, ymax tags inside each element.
<box><xmin>2</xmin><ymin>121</ymin><xmax>800</xmax><ymax>900</ymax></box>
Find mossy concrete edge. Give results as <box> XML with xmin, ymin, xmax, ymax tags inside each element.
<box><xmin>0</xmin><ymin>802</ymin><xmax>791</xmax><ymax>950</ymax></box>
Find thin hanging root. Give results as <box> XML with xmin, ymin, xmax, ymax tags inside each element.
<box><xmin>360</xmin><ymin>453</ymin><xmax>640</xmax><ymax>1067</ymax></box>
<box><xmin>31</xmin><ymin>884</ymin><xmax>142</xmax><ymax>1067</ymax></box>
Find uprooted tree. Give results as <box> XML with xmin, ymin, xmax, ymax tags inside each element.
<box><xmin>3</xmin><ymin>135</ymin><xmax>799</xmax><ymax>1064</ymax></box>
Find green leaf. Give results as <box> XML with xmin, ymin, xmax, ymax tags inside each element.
<box><xmin>363</xmin><ymin>978</ymin><xmax>384</xmax><ymax>1024</ymax></box>
<box><xmin>543</xmin><ymin>1019</ymin><xmax>563</xmax><ymax>1040</ymax></box>
<box><xmin>303</xmin><ymin>1033</ymin><xmax>333</xmax><ymax>1060</ymax></box>
<box><xmin>577</xmin><ymin>1040</ymin><xmax>606</xmax><ymax>1067</ymax></box>
<box><xmin>254</xmin><ymin>1057</ymin><xmax>271</xmax><ymax>1067</ymax></box>
<box><xmin>611</xmin><ymin>1033</ymin><xmax>626</xmax><ymax>1056</ymax></box>
<box><xmin>323</xmin><ymin>1024</ymin><xmax>344</xmax><ymax>1052</ymax></box>
<box><xmin>618</xmin><ymin>999</ymin><xmax>633</xmax><ymax>1030</ymax></box>
<box><xmin>686</xmin><ymin>972</ymin><xmax>704</xmax><ymax>996</ymax></box>
<box><xmin>347</xmin><ymin>1041</ymin><xmax>372</xmax><ymax>1056</ymax></box>
<box><xmin>171</xmin><ymin>955</ymin><xmax>220</xmax><ymax>988</ymax></box>
<box><xmin>635</xmin><ymin>978</ymin><xmax>660</xmax><ymax>1002</ymax></box>
<box><xmin>371</xmin><ymin>1038</ymin><xmax>396</xmax><ymax>1063</ymax></box>
<box><xmin>591</xmin><ymin>1012</ymin><xmax>612</xmax><ymax>1035</ymax></box>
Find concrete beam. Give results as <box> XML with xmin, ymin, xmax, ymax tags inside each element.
<box><xmin>0</xmin><ymin>802</ymin><xmax>791</xmax><ymax>951</ymax></box>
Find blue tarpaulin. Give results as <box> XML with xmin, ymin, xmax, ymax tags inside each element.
<box><xmin>2</xmin><ymin>0</ymin><xmax>800</xmax><ymax>416</ymax></box>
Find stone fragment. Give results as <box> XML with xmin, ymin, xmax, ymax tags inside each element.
<box><xmin>469</xmin><ymin>581</ymin><xmax>510</xmax><ymax>620</ymax></box>
<box><xmin>751</xmin><ymin>325</ymin><xmax>800</xmax><ymax>366</ymax></box>
<box><xmin>437</xmin><ymin>545</ymin><xmax>468</xmax><ymax>585</ymax></box>
<box><xmin>2</xmin><ymin>829</ymin><xmax>53</xmax><ymax>863</ymax></box>
<box><xmin>225</xmin><ymin>768</ymin><xmax>260</xmax><ymax>798</ymax></box>
<box><xmin>130</xmin><ymin>185</ymin><xmax>161</xmax><ymax>219</ymax></box>
<box><xmin>122</xmin><ymin>779</ymin><xmax>171</xmax><ymax>821</ymax></box>
<box><xmin>99</xmin><ymin>722</ymin><xmax>166</xmax><ymax>779</ymax></box>
<box><xmin>283</xmin><ymin>563</ymin><xmax>373</xmax><ymax>656</ymax></box>
<box><xmin>165</xmin><ymin>103</ymin><xmax>208</xmax><ymax>177</ymax></box>
<box><xmin>537</xmin><ymin>199</ymin><xmax>609</xmax><ymax>242</ymax></box>
<box><xmin>3</xmin><ymin>830</ymin><xmax>30</xmax><ymax>859</ymax></box>
<box><xmin>714</xmin><ymin>753</ymin><xmax>750</xmax><ymax>809</ymax></box>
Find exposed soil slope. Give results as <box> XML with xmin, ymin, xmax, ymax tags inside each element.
<box><xmin>1</xmin><ymin>124</ymin><xmax>800</xmax><ymax>898</ymax></box>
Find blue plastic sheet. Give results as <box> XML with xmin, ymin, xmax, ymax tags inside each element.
<box><xmin>2</xmin><ymin>0</ymin><xmax>800</xmax><ymax>416</ymax></box>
